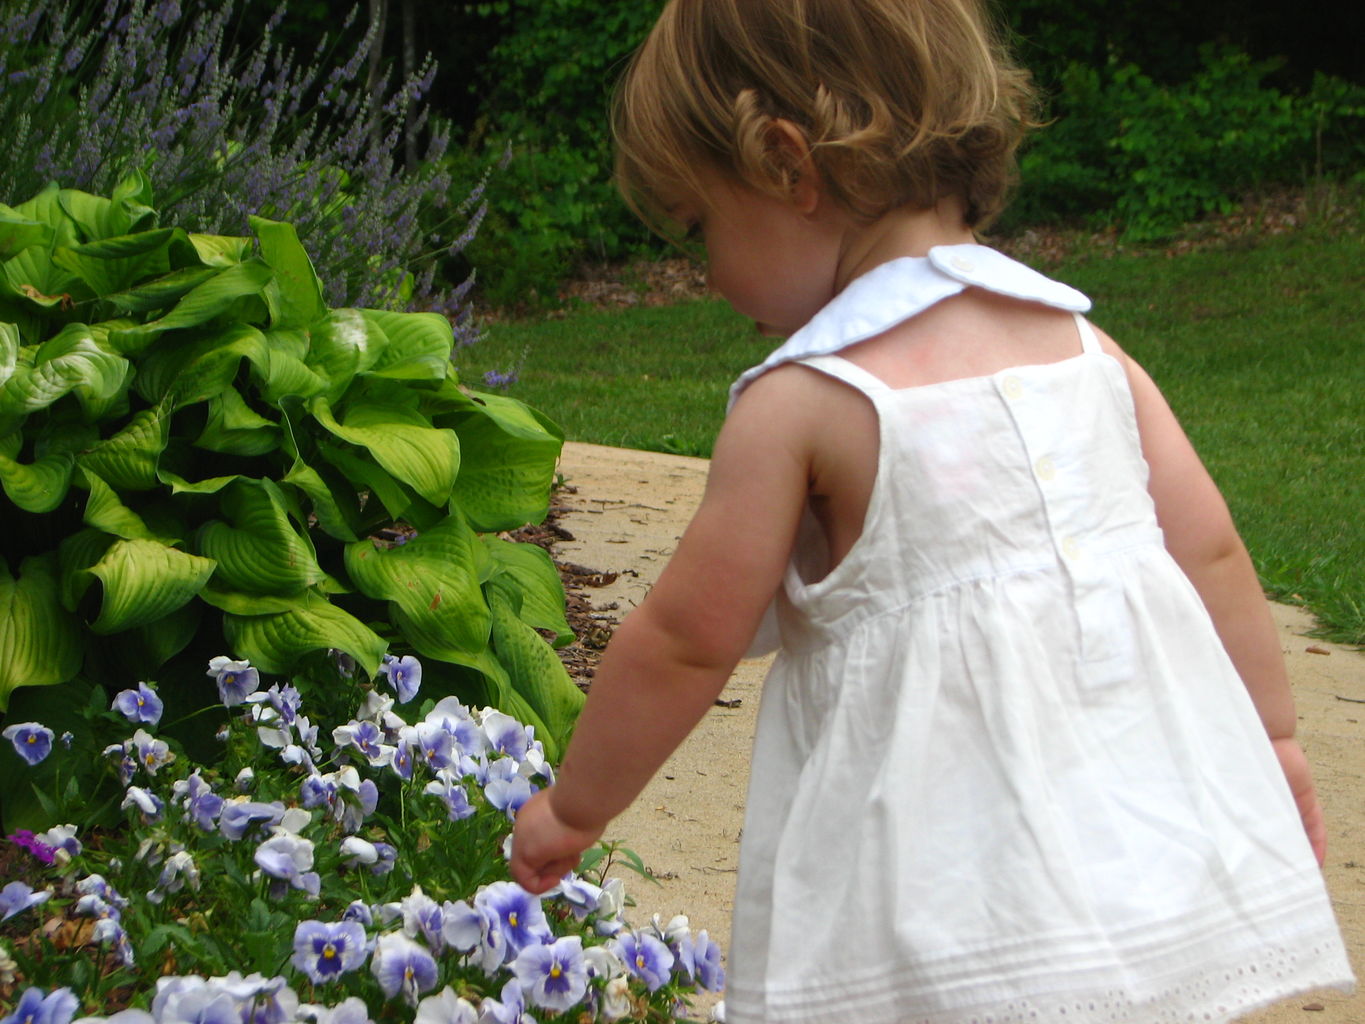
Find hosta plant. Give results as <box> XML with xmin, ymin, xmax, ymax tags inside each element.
<box><xmin>0</xmin><ymin>176</ymin><xmax>581</xmax><ymax>832</ymax></box>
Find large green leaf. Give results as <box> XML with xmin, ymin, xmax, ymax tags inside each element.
<box><xmin>59</xmin><ymin>178</ymin><xmax>156</xmax><ymax>241</ymax></box>
<box><xmin>50</xmin><ymin>228</ymin><xmax>175</xmax><ymax>298</ymax></box>
<box><xmin>80</xmin><ymin>470</ymin><xmax>156</xmax><ymax>540</ymax></box>
<box><xmin>312</xmin><ymin>393</ymin><xmax>460</xmax><ymax>507</ymax></box>
<box><xmin>137</xmin><ymin>323</ymin><xmax>265</xmax><ymax>407</ymax></box>
<box><xmin>0</xmin><ymin>554</ymin><xmax>84</xmax><ymax>712</ymax></box>
<box><xmin>187</xmin><ymin>234</ymin><xmax>251</xmax><ymax>268</ymax></box>
<box><xmin>306</xmin><ymin>309</ymin><xmax>387</xmax><ymax>400</ymax></box>
<box><xmin>449</xmin><ymin>392</ymin><xmax>562</xmax><ymax>531</ymax></box>
<box><xmin>344</xmin><ymin>514</ymin><xmax>490</xmax><ymax>656</ymax></box>
<box><xmin>483</xmin><ymin>537</ymin><xmax>573</xmax><ymax>645</ymax></box>
<box><xmin>87</xmin><ymin>538</ymin><xmax>216</xmax><ymax>634</ymax></box>
<box><xmin>488</xmin><ymin>588</ymin><xmax>583</xmax><ymax>759</ymax></box>
<box><xmin>0</xmin><ymin>433</ymin><xmax>75</xmax><ymax>513</ymax></box>
<box><xmin>196</xmin><ymin>387</ymin><xmax>280</xmax><ymax>456</ymax></box>
<box><xmin>103</xmin><ymin>266</ymin><xmax>219</xmax><ymax>317</ymax></box>
<box><xmin>141</xmin><ymin>259</ymin><xmax>273</xmax><ymax>334</ymax></box>
<box><xmin>0</xmin><ymin>321</ymin><xmax>17</xmax><ymax>388</ymax></box>
<box><xmin>223</xmin><ymin>590</ymin><xmax>386</xmax><ymax>677</ymax></box>
<box><xmin>198</xmin><ymin>479</ymin><xmax>330</xmax><ymax>595</ymax></box>
<box><xmin>251</xmin><ymin>216</ymin><xmax>327</xmax><ymax>329</ymax></box>
<box><xmin>360</xmin><ymin>309</ymin><xmax>454</xmax><ymax>382</ymax></box>
<box><xmin>57</xmin><ymin>528</ymin><xmax>116</xmax><ymax>611</ymax></box>
<box><xmin>3</xmin><ymin>184</ymin><xmax>82</xmax><ymax>306</ymax></box>
<box><xmin>316</xmin><ymin>442</ymin><xmax>414</xmax><ymax>522</ymax></box>
<box><xmin>0</xmin><ymin>205</ymin><xmax>54</xmax><ymax>261</ymax></box>
<box><xmin>77</xmin><ymin>402</ymin><xmax>170</xmax><ymax>491</ymax></box>
<box><xmin>0</xmin><ymin>324</ymin><xmax>130</xmax><ymax>420</ymax></box>
<box><xmin>281</xmin><ymin>455</ymin><xmax>360</xmax><ymax>542</ymax></box>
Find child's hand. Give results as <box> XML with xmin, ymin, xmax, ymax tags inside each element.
<box><xmin>509</xmin><ymin>788</ymin><xmax>605</xmax><ymax>894</ymax></box>
<box><xmin>1271</xmin><ymin>737</ymin><xmax>1326</xmax><ymax>866</ymax></box>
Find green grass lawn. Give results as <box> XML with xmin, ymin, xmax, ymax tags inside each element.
<box><xmin>458</xmin><ymin>219</ymin><xmax>1365</xmax><ymax>644</ymax></box>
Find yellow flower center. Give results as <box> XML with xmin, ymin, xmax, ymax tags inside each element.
<box><xmin>508</xmin><ymin>912</ymin><xmax>518</xmax><ymax>927</ymax></box>
<box><xmin>550</xmin><ymin>964</ymin><xmax>562</xmax><ymax>979</ymax></box>
<box><xmin>637</xmin><ymin>955</ymin><xmax>646</xmax><ymax>969</ymax></box>
<box><xmin>25</xmin><ymin>735</ymin><xmax>36</xmax><ymax>744</ymax></box>
<box><xmin>323</xmin><ymin>943</ymin><xmax>337</xmax><ymax>960</ymax></box>
<box><xmin>137</xmin><ymin>696</ymin><xmax>145</xmax><ymax>707</ymax></box>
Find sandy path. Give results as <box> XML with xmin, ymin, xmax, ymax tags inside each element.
<box><xmin>553</xmin><ymin>441</ymin><xmax>1362</xmax><ymax>1023</ymax></box>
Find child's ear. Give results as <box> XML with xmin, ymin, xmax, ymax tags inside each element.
<box><xmin>768</xmin><ymin>119</ymin><xmax>823</xmax><ymax>216</ymax></box>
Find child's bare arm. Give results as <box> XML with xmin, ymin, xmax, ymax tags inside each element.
<box><xmin>1113</xmin><ymin>336</ymin><xmax>1325</xmax><ymax>862</ymax></box>
<box><xmin>510</xmin><ymin>370</ymin><xmax>817</xmax><ymax>891</ymax></box>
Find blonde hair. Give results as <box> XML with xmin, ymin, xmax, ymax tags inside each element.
<box><xmin>613</xmin><ymin>0</ymin><xmax>1038</xmax><ymax>234</ymax></box>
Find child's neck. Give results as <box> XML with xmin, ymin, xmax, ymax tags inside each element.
<box><xmin>833</xmin><ymin>197</ymin><xmax>976</xmax><ymax>294</ymax></box>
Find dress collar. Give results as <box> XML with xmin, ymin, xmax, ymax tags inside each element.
<box><xmin>727</xmin><ymin>243</ymin><xmax>1091</xmax><ymax>409</ymax></box>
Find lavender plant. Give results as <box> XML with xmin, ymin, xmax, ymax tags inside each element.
<box><xmin>0</xmin><ymin>179</ymin><xmax>580</xmax><ymax>829</ymax></box>
<box><xmin>0</xmin><ymin>656</ymin><xmax>726</xmax><ymax>1021</ymax></box>
<box><xmin>0</xmin><ymin>0</ymin><xmax>478</xmax><ymax>321</ymax></box>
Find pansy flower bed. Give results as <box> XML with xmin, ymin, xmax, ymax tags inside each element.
<box><xmin>0</xmin><ymin>657</ymin><xmax>724</xmax><ymax>1023</ymax></box>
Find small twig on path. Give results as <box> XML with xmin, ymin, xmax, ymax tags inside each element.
<box><xmin>1334</xmin><ymin>695</ymin><xmax>1365</xmax><ymax>704</ymax></box>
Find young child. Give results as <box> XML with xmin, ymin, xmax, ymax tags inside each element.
<box><xmin>510</xmin><ymin>0</ymin><xmax>1356</xmax><ymax>1020</ymax></box>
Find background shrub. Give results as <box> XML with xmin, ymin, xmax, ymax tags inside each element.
<box><xmin>0</xmin><ymin>0</ymin><xmax>481</xmax><ymax>327</ymax></box>
<box><xmin>451</xmin><ymin>0</ymin><xmax>665</xmax><ymax>308</ymax></box>
<box><xmin>1006</xmin><ymin>47</ymin><xmax>1365</xmax><ymax>239</ymax></box>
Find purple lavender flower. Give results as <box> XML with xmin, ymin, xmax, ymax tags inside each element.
<box><xmin>481</xmin><ymin>711</ymin><xmax>527</xmax><ymax>761</ymax></box>
<box><xmin>477</xmin><ymin>979</ymin><xmax>527</xmax><ymax>1024</ymax></box>
<box><xmin>7</xmin><ymin>831</ymin><xmax>56</xmax><ymax>866</ymax></box>
<box><xmin>173</xmin><ymin>771</ymin><xmax>225</xmax><ymax>831</ymax></box>
<box><xmin>292</xmin><ymin>920</ymin><xmax>368</xmax><ymax>984</ymax></box>
<box><xmin>150</xmin><ymin>978</ymin><xmax>239</xmax><ymax>1024</ymax></box>
<box><xmin>208</xmin><ymin>657</ymin><xmax>260</xmax><ymax>707</ymax></box>
<box><xmin>441</xmin><ymin>899</ymin><xmax>506</xmax><ymax>974</ymax></box>
<box><xmin>147</xmin><ymin>851</ymin><xmax>200</xmax><ymax>905</ymax></box>
<box><xmin>35</xmin><ymin>824</ymin><xmax>81</xmax><ymax>863</ymax></box>
<box><xmin>1</xmin><ymin>987</ymin><xmax>78</xmax><ymax>1024</ymax></box>
<box><xmin>484</xmin><ymin>760</ymin><xmax>534</xmax><ymax>818</ymax></box>
<box><xmin>693</xmin><ymin>929</ymin><xmax>726</xmax><ymax>991</ymax></box>
<box><xmin>423</xmin><ymin>769</ymin><xmax>474</xmax><ymax>823</ymax></box>
<box><xmin>477</xmin><ymin>882</ymin><xmax>551</xmax><ymax>959</ymax></box>
<box><xmin>481</xmin><ymin>368</ymin><xmax>517</xmax><ymax>391</ymax></box>
<box><xmin>512</xmin><ymin>935</ymin><xmax>589</xmax><ymax>1013</ymax></box>
<box><xmin>379</xmin><ymin>654</ymin><xmax>421</xmax><ymax>703</ymax></box>
<box><xmin>370</xmin><ymin>933</ymin><xmax>437</xmax><ymax>1006</ymax></box>
<box><xmin>339</xmin><ymin>837</ymin><xmax>396</xmax><ymax>875</ymax></box>
<box><xmin>3</xmin><ymin>722</ymin><xmax>53</xmax><ymax>765</ymax></box>
<box><xmin>219</xmin><ymin>799</ymin><xmax>286</xmax><ymax>841</ymax></box>
<box><xmin>112</xmin><ymin>681</ymin><xmax>163</xmax><ymax>725</ymax></box>
<box><xmin>553</xmin><ymin>873</ymin><xmax>604</xmax><ymax>920</ymax></box>
<box><xmin>414</xmin><ymin>987</ymin><xmax>477</xmax><ymax>1024</ymax></box>
<box><xmin>413</xmin><ymin>722</ymin><xmax>455</xmax><ymax>771</ymax></box>
<box><xmin>612</xmin><ymin>930</ymin><xmax>675</xmax><ymax>992</ymax></box>
<box><xmin>254</xmin><ymin>834</ymin><xmax>320</xmax><ymax>896</ymax></box>
<box><xmin>129</xmin><ymin>728</ymin><xmax>174</xmax><ymax>776</ymax></box>
<box><xmin>342</xmin><ymin>899</ymin><xmax>374</xmax><ymax>927</ymax></box>
<box><xmin>121</xmin><ymin>785</ymin><xmax>165</xmax><ymax>823</ymax></box>
<box><xmin>0</xmin><ymin>881</ymin><xmax>51</xmax><ymax>922</ymax></box>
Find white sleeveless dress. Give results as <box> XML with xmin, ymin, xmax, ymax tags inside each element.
<box><xmin>723</xmin><ymin>248</ymin><xmax>1354</xmax><ymax>1024</ymax></box>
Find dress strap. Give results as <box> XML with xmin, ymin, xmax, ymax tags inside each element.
<box><xmin>796</xmin><ymin>354</ymin><xmax>890</xmax><ymax>396</ymax></box>
<box><xmin>1073</xmin><ymin>312</ymin><xmax>1103</xmax><ymax>355</ymax></box>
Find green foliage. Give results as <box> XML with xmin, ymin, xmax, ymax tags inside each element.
<box><xmin>455</xmin><ymin>0</ymin><xmax>665</xmax><ymax>306</ymax></box>
<box><xmin>1009</xmin><ymin>46</ymin><xmax>1365</xmax><ymax>240</ymax></box>
<box><xmin>0</xmin><ymin>177</ymin><xmax>583</xmax><ymax>758</ymax></box>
